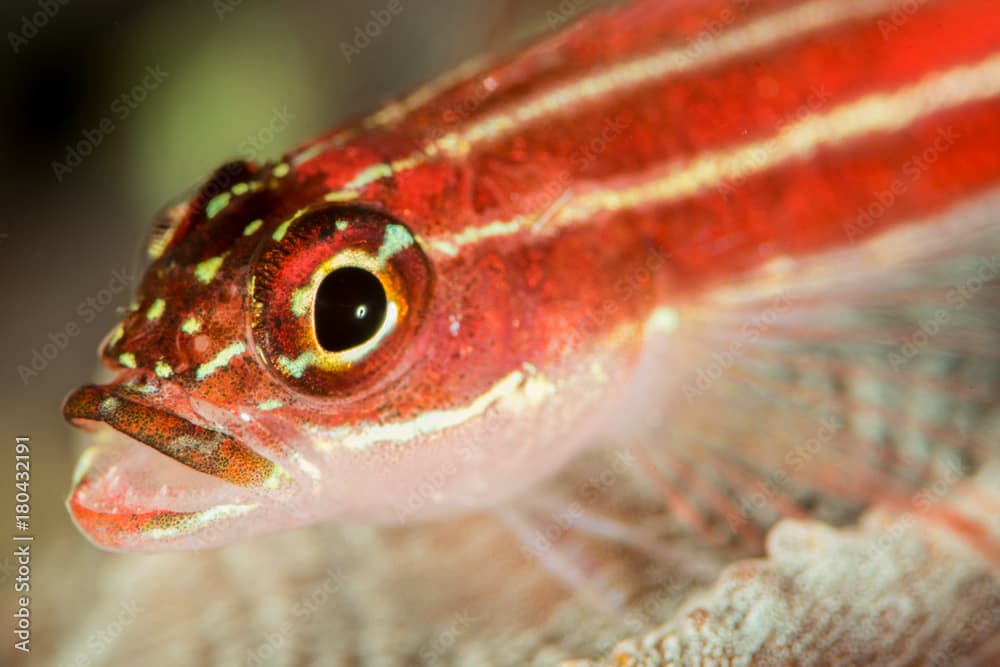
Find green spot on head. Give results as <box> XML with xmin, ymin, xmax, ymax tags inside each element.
<box><xmin>377</xmin><ymin>224</ymin><xmax>415</xmax><ymax>266</ymax></box>
<box><xmin>353</xmin><ymin>163</ymin><xmax>392</xmax><ymax>187</ymax></box>
<box><xmin>181</xmin><ymin>317</ymin><xmax>202</xmax><ymax>334</ymax></box>
<box><xmin>119</xmin><ymin>352</ymin><xmax>137</xmax><ymax>369</ymax></box>
<box><xmin>324</xmin><ymin>191</ymin><xmax>358</xmax><ymax>202</ymax></box>
<box><xmin>154</xmin><ymin>360</ymin><xmax>174</xmax><ymax>378</ymax></box>
<box><xmin>146</xmin><ymin>298</ymin><xmax>166</xmax><ymax>321</ymax></box>
<box><xmin>194</xmin><ymin>255</ymin><xmax>225</xmax><ymax>284</ymax></box>
<box><xmin>257</xmin><ymin>399</ymin><xmax>283</xmax><ymax>411</ymax></box>
<box><xmin>231</xmin><ymin>182</ymin><xmax>250</xmax><ymax>196</ymax></box>
<box><xmin>290</xmin><ymin>287</ymin><xmax>313</xmax><ymax>318</ymax></box>
<box><xmin>205</xmin><ymin>192</ymin><xmax>231</xmax><ymax>219</ymax></box>
<box><xmin>277</xmin><ymin>351</ymin><xmax>316</xmax><ymax>379</ymax></box>
<box><xmin>335</xmin><ymin>220</ymin><xmax>349</xmax><ymax>231</ymax></box>
<box><xmin>273</xmin><ymin>163</ymin><xmax>290</xmax><ymax>178</ymax></box>
<box><xmin>108</xmin><ymin>324</ymin><xmax>125</xmax><ymax>347</ymax></box>
<box><xmin>196</xmin><ymin>342</ymin><xmax>246</xmax><ymax>381</ymax></box>
<box><xmin>273</xmin><ymin>220</ymin><xmax>292</xmax><ymax>241</ymax></box>
<box><xmin>243</xmin><ymin>219</ymin><xmax>263</xmax><ymax>236</ymax></box>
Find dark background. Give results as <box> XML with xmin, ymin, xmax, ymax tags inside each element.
<box><xmin>0</xmin><ymin>1</ymin><xmax>566</xmax><ymax>661</ymax></box>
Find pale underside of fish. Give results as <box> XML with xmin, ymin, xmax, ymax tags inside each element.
<box><xmin>43</xmin><ymin>460</ymin><xmax>1000</xmax><ymax>666</ymax></box>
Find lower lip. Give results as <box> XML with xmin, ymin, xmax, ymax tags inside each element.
<box><xmin>66</xmin><ymin>426</ymin><xmax>261</xmax><ymax>551</ymax></box>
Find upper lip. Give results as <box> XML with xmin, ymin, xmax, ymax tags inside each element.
<box><xmin>63</xmin><ymin>383</ymin><xmax>291</xmax><ymax>492</ymax></box>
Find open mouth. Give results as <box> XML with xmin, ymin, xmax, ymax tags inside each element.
<box><xmin>63</xmin><ymin>383</ymin><xmax>297</xmax><ymax>552</ymax></box>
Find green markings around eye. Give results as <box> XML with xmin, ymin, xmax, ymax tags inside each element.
<box><xmin>291</xmin><ymin>287</ymin><xmax>312</xmax><ymax>318</ymax></box>
<box><xmin>119</xmin><ymin>352</ymin><xmax>137</xmax><ymax>369</ymax></box>
<box><xmin>273</xmin><ymin>208</ymin><xmax>310</xmax><ymax>242</ymax></box>
<box><xmin>243</xmin><ymin>219</ymin><xmax>263</xmax><ymax>236</ymax></box>
<box><xmin>277</xmin><ymin>351</ymin><xmax>316</xmax><ymax>379</ymax></box>
<box><xmin>146</xmin><ymin>298</ymin><xmax>166</xmax><ymax>321</ymax></box>
<box><xmin>206</xmin><ymin>193</ymin><xmax>231</xmax><ymax>219</ymax></box>
<box><xmin>107</xmin><ymin>323</ymin><xmax>125</xmax><ymax>347</ymax></box>
<box><xmin>272</xmin><ymin>220</ymin><xmax>292</xmax><ymax>241</ymax></box>
<box><xmin>377</xmin><ymin>224</ymin><xmax>414</xmax><ymax>265</ymax></box>
<box><xmin>154</xmin><ymin>360</ymin><xmax>174</xmax><ymax>378</ymax></box>
<box><xmin>335</xmin><ymin>220</ymin><xmax>349</xmax><ymax>231</ymax></box>
<box><xmin>324</xmin><ymin>191</ymin><xmax>359</xmax><ymax>202</ymax></box>
<box><xmin>195</xmin><ymin>255</ymin><xmax>226</xmax><ymax>284</ymax></box>
<box><xmin>181</xmin><ymin>317</ymin><xmax>202</xmax><ymax>334</ymax></box>
<box><xmin>196</xmin><ymin>342</ymin><xmax>246</xmax><ymax>380</ymax></box>
<box><xmin>257</xmin><ymin>399</ymin><xmax>283</xmax><ymax>411</ymax></box>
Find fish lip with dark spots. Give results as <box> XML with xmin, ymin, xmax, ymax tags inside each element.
<box><xmin>63</xmin><ymin>383</ymin><xmax>283</xmax><ymax>490</ymax></box>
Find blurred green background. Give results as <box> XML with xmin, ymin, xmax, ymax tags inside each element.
<box><xmin>0</xmin><ymin>1</ymin><xmax>565</xmax><ymax>662</ymax></box>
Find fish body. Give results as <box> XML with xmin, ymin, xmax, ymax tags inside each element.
<box><xmin>65</xmin><ymin>0</ymin><xmax>1000</xmax><ymax>552</ymax></box>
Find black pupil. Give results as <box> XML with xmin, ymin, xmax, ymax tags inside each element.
<box><xmin>314</xmin><ymin>267</ymin><xmax>388</xmax><ymax>352</ymax></box>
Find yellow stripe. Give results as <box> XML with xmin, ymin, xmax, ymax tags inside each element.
<box><xmin>333</xmin><ymin>0</ymin><xmax>902</xmax><ymax>193</ymax></box>
<box><xmin>362</xmin><ymin>56</ymin><xmax>492</xmax><ymax>130</ymax></box>
<box><xmin>427</xmin><ymin>51</ymin><xmax>1000</xmax><ymax>256</ymax></box>
<box><xmin>312</xmin><ymin>363</ymin><xmax>558</xmax><ymax>451</ymax></box>
<box><xmin>434</xmin><ymin>0</ymin><xmax>899</xmax><ymax>158</ymax></box>
<box><xmin>313</xmin><ymin>369</ymin><xmax>523</xmax><ymax>451</ymax></box>
<box><xmin>292</xmin><ymin>57</ymin><xmax>492</xmax><ymax>167</ymax></box>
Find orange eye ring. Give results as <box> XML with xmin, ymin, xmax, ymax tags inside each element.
<box><xmin>248</xmin><ymin>205</ymin><xmax>432</xmax><ymax>397</ymax></box>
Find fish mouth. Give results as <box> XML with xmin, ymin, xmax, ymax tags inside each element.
<box><xmin>63</xmin><ymin>383</ymin><xmax>297</xmax><ymax>552</ymax></box>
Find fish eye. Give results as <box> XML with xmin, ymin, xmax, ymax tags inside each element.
<box><xmin>249</xmin><ymin>204</ymin><xmax>432</xmax><ymax>396</ymax></box>
<box><xmin>314</xmin><ymin>267</ymin><xmax>388</xmax><ymax>352</ymax></box>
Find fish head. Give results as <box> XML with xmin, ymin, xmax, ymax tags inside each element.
<box><xmin>63</xmin><ymin>150</ymin><xmax>632</xmax><ymax>552</ymax></box>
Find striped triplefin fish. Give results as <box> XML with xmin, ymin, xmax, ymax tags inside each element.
<box><xmin>63</xmin><ymin>0</ymin><xmax>1000</xmax><ymax>572</ymax></box>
